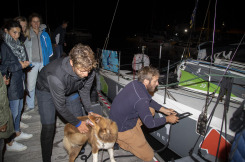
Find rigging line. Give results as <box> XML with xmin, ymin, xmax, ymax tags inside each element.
<box><xmin>197</xmin><ymin>0</ymin><xmax>211</xmax><ymax>45</ymax></box>
<box><xmin>211</xmin><ymin>0</ymin><xmax>218</xmax><ymax>64</ymax></box>
<box><xmin>103</xmin><ymin>0</ymin><xmax>120</xmax><ymax>50</ymax></box>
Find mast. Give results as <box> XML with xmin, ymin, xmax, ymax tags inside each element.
<box><xmin>73</xmin><ymin>0</ymin><xmax>75</xmax><ymax>31</ymax></box>
<box><xmin>17</xmin><ymin>0</ymin><xmax>20</xmax><ymax>16</ymax></box>
<box><xmin>103</xmin><ymin>0</ymin><xmax>120</xmax><ymax>50</ymax></box>
<box><xmin>45</xmin><ymin>0</ymin><xmax>48</xmax><ymax>24</ymax></box>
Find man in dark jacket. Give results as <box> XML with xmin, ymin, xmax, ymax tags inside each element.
<box><xmin>52</xmin><ymin>20</ymin><xmax>68</xmax><ymax>59</ymax></box>
<box><xmin>109</xmin><ymin>66</ymin><xmax>179</xmax><ymax>162</ymax></box>
<box><xmin>36</xmin><ymin>43</ymin><xmax>98</xmax><ymax>162</ymax></box>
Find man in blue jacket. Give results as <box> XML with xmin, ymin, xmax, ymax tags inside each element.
<box><xmin>110</xmin><ymin>66</ymin><xmax>179</xmax><ymax>162</ymax></box>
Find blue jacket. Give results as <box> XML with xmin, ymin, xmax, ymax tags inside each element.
<box><xmin>24</xmin><ymin>24</ymin><xmax>53</xmax><ymax>66</ymax></box>
<box><xmin>40</xmin><ymin>30</ymin><xmax>53</xmax><ymax>66</ymax></box>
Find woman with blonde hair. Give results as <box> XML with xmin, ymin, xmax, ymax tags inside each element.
<box><xmin>14</xmin><ymin>16</ymin><xmax>30</xmax><ymax>43</ymax></box>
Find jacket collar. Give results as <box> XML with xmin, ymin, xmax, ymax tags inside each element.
<box><xmin>62</xmin><ymin>57</ymin><xmax>77</xmax><ymax>77</ymax></box>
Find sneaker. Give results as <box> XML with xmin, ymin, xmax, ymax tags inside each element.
<box><xmin>6</xmin><ymin>141</ymin><xmax>27</xmax><ymax>152</ymax></box>
<box><xmin>15</xmin><ymin>132</ymin><xmax>33</xmax><ymax>141</ymax></box>
<box><xmin>22</xmin><ymin>114</ymin><xmax>32</xmax><ymax>120</ymax></box>
<box><xmin>24</xmin><ymin>108</ymin><xmax>35</xmax><ymax>114</ymax></box>
<box><xmin>20</xmin><ymin>122</ymin><xmax>29</xmax><ymax>129</ymax></box>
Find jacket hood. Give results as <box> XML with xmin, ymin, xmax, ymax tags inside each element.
<box><xmin>30</xmin><ymin>24</ymin><xmax>47</xmax><ymax>35</ymax></box>
<box><xmin>40</xmin><ymin>24</ymin><xmax>47</xmax><ymax>31</ymax></box>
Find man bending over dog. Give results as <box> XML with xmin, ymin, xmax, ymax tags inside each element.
<box><xmin>36</xmin><ymin>43</ymin><xmax>99</xmax><ymax>162</ymax></box>
<box><xmin>109</xmin><ymin>66</ymin><xmax>179</xmax><ymax>162</ymax></box>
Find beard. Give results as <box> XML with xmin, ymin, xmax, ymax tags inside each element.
<box><xmin>146</xmin><ymin>83</ymin><xmax>156</xmax><ymax>92</ymax></box>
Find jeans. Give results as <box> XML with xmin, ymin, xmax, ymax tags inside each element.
<box><xmin>54</xmin><ymin>45</ymin><xmax>63</xmax><ymax>59</ymax></box>
<box><xmin>26</xmin><ymin>62</ymin><xmax>44</xmax><ymax>109</ymax></box>
<box><xmin>36</xmin><ymin>89</ymin><xmax>84</xmax><ymax>162</ymax></box>
<box><xmin>36</xmin><ymin>90</ymin><xmax>84</xmax><ymax>124</ymax></box>
<box><xmin>9</xmin><ymin>99</ymin><xmax>23</xmax><ymax>132</ymax></box>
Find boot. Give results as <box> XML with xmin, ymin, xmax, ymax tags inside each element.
<box><xmin>41</xmin><ymin>124</ymin><xmax>55</xmax><ymax>162</ymax></box>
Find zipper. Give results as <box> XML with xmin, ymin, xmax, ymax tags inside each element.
<box><xmin>36</xmin><ymin>34</ymin><xmax>41</xmax><ymax>62</ymax></box>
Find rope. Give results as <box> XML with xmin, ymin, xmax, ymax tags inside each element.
<box><xmin>103</xmin><ymin>0</ymin><xmax>120</xmax><ymax>50</ymax></box>
<box><xmin>197</xmin><ymin>0</ymin><xmax>211</xmax><ymax>45</ymax></box>
<box><xmin>210</xmin><ymin>0</ymin><xmax>218</xmax><ymax>64</ymax></box>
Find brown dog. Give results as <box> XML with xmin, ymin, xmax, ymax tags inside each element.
<box><xmin>63</xmin><ymin>114</ymin><xmax>118</xmax><ymax>162</ymax></box>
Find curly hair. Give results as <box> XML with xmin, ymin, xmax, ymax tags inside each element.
<box><xmin>137</xmin><ymin>66</ymin><xmax>159</xmax><ymax>83</ymax></box>
<box><xmin>69</xmin><ymin>43</ymin><xmax>97</xmax><ymax>71</ymax></box>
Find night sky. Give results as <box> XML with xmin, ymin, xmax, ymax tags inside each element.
<box><xmin>1</xmin><ymin>0</ymin><xmax>244</xmax><ymax>48</ymax></box>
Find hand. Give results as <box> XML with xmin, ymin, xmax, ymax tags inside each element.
<box><xmin>166</xmin><ymin>115</ymin><xmax>179</xmax><ymax>124</ymax></box>
<box><xmin>160</xmin><ymin>107</ymin><xmax>176</xmax><ymax>116</ymax></box>
<box><xmin>77</xmin><ymin>121</ymin><xmax>89</xmax><ymax>134</ymax></box>
<box><xmin>85</xmin><ymin>119</ymin><xmax>94</xmax><ymax>127</ymax></box>
<box><xmin>0</xmin><ymin>124</ymin><xmax>7</xmax><ymax>132</ymax></box>
<box><xmin>19</xmin><ymin>61</ymin><xmax>30</xmax><ymax>69</ymax></box>
<box><xmin>3</xmin><ymin>75</ymin><xmax>10</xmax><ymax>85</ymax></box>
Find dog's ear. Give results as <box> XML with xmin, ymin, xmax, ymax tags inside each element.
<box><xmin>95</xmin><ymin>117</ymin><xmax>101</xmax><ymax>123</ymax></box>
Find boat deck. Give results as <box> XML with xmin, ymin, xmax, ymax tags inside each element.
<box><xmin>3</xmin><ymin>103</ymin><xmax>149</xmax><ymax>162</ymax></box>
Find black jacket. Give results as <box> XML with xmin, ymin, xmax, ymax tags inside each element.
<box><xmin>36</xmin><ymin>56</ymin><xmax>95</xmax><ymax>126</ymax></box>
<box><xmin>52</xmin><ymin>25</ymin><xmax>66</xmax><ymax>45</ymax></box>
<box><xmin>0</xmin><ymin>42</ymin><xmax>25</xmax><ymax>100</ymax></box>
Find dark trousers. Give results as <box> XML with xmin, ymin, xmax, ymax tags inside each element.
<box><xmin>36</xmin><ymin>89</ymin><xmax>84</xmax><ymax>162</ymax></box>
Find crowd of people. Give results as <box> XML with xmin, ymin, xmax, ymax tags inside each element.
<box><xmin>0</xmin><ymin>12</ymin><xmax>80</xmax><ymax>162</ymax></box>
<box><xmin>0</xmin><ymin>11</ymin><xmax>179</xmax><ymax>162</ymax></box>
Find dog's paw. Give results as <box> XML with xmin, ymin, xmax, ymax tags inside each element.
<box><xmin>111</xmin><ymin>159</ymin><xmax>116</xmax><ymax>162</ymax></box>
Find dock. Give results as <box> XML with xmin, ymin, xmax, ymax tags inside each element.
<box><xmin>3</xmin><ymin>102</ymin><xmax>158</xmax><ymax>162</ymax></box>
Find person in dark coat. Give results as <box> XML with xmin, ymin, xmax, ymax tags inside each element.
<box><xmin>36</xmin><ymin>43</ymin><xmax>99</xmax><ymax>162</ymax></box>
<box><xmin>52</xmin><ymin>20</ymin><xmax>68</xmax><ymax>59</ymax></box>
<box><xmin>0</xmin><ymin>20</ymin><xmax>32</xmax><ymax>152</ymax></box>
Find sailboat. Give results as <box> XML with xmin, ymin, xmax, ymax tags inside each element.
<box><xmin>96</xmin><ymin>0</ymin><xmax>245</xmax><ymax>161</ymax></box>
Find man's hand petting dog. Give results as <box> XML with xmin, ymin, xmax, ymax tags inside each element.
<box><xmin>77</xmin><ymin>121</ymin><xmax>89</xmax><ymax>134</ymax></box>
<box><xmin>77</xmin><ymin>113</ymin><xmax>101</xmax><ymax>133</ymax></box>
